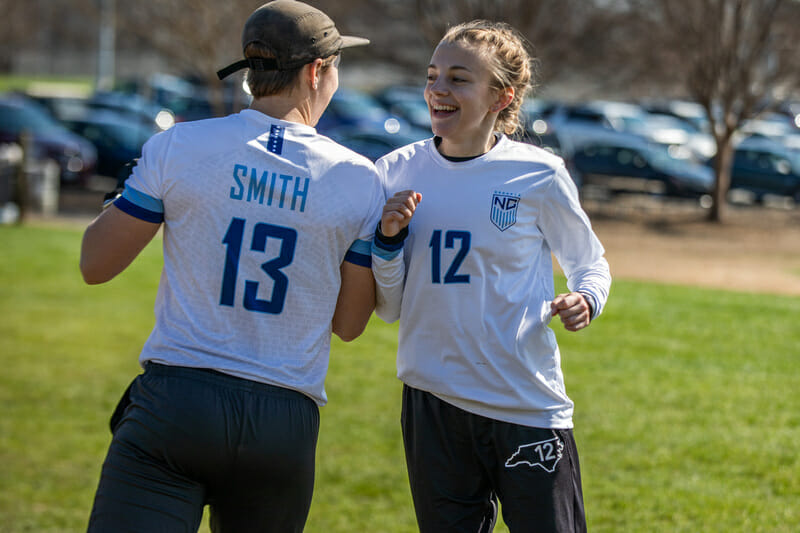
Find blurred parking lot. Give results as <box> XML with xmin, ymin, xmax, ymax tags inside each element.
<box><xmin>2</xmin><ymin>76</ymin><xmax>799</xmax><ymax>224</ymax></box>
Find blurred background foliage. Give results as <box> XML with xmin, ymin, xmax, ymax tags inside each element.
<box><xmin>1</xmin><ymin>0</ymin><xmax>800</xmax><ymax>222</ymax></box>
<box><xmin>2</xmin><ymin>0</ymin><xmax>798</xmax><ymax>102</ymax></box>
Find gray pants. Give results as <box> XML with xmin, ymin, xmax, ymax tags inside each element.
<box><xmin>88</xmin><ymin>363</ymin><xmax>319</xmax><ymax>533</ymax></box>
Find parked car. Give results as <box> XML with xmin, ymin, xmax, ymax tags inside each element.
<box><xmin>30</xmin><ymin>90</ymin><xmax>173</xmax><ymax>133</ymax></box>
<box><xmin>517</xmin><ymin>100</ymin><xmax>564</xmax><ymax>155</ymax></box>
<box><xmin>325</xmin><ymin>125</ymin><xmax>430</xmax><ymax>161</ymax></box>
<box><xmin>727</xmin><ymin>135</ymin><xmax>800</xmax><ymax>203</ymax></box>
<box><xmin>0</xmin><ymin>94</ymin><xmax>97</xmax><ymax>186</ymax></box>
<box><xmin>316</xmin><ymin>88</ymin><xmax>412</xmax><ymax>138</ymax></box>
<box><xmin>639</xmin><ymin>99</ymin><xmax>713</xmax><ymax>135</ymax></box>
<box><xmin>374</xmin><ymin>85</ymin><xmax>431</xmax><ymax>130</ymax></box>
<box><xmin>89</xmin><ymin>90</ymin><xmax>175</xmax><ymax>131</ymax></box>
<box><xmin>59</xmin><ymin>109</ymin><xmax>155</xmax><ymax>179</ymax></box>
<box><xmin>566</xmin><ymin>129</ymin><xmax>714</xmax><ymax>199</ymax></box>
<box><xmin>549</xmin><ymin>99</ymin><xmax>714</xmax><ymax>162</ymax></box>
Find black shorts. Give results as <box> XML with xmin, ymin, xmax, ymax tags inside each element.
<box><xmin>401</xmin><ymin>385</ymin><xmax>586</xmax><ymax>533</ymax></box>
<box><xmin>87</xmin><ymin>363</ymin><xmax>320</xmax><ymax>533</ymax></box>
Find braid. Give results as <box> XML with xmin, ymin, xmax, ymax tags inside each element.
<box><xmin>440</xmin><ymin>21</ymin><xmax>537</xmax><ymax>136</ymax></box>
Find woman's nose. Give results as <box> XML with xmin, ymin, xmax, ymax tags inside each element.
<box><xmin>429</xmin><ymin>78</ymin><xmax>448</xmax><ymax>94</ymax></box>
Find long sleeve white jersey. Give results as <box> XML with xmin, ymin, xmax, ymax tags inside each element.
<box><xmin>114</xmin><ymin>109</ymin><xmax>384</xmax><ymax>406</ymax></box>
<box><xmin>375</xmin><ymin>135</ymin><xmax>611</xmax><ymax>428</ymax></box>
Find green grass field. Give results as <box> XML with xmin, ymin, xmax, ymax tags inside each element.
<box><xmin>1</xmin><ymin>222</ymin><xmax>798</xmax><ymax>532</ymax></box>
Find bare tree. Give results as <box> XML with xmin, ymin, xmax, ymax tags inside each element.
<box><xmin>117</xmin><ymin>0</ymin><xmax>393</xmax><ymax>115</ymax></box>
<box><xmin>0</xmin><ymin>0</ymin><xmax>97</xmax><ymax>74</ymax></box>
<box><xmin>118</xmin><ymin>0</ymin><xmax>254</xmax><ymax>116</ymax></box>
<box><xmin>627</xmin><ymin>0</ymin><xmax>800</xmax><ymax>222</ymax></box>
<box><xmin>412</xmin><ymin>0</ymin><xmax>602</xmax><ymax>92</ymax></box>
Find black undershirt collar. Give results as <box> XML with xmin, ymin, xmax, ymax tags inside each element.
<box><xmin>434</xmin><ymin>134</ymin><xmax>500</xmax><ymax>162</ymax></box>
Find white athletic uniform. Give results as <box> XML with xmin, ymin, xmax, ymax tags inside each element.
<box><xmin>375</xmin><ymin>135</ymin><xmax>611</xmax><ymax>428</ymax></box>
<box><xmin>114</xmin><ymin>109</ymin><xmax>384</xmax><ymax>405</ymax></box>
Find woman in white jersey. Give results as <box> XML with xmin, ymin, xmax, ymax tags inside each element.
<box><xmin>80</xmin><ymin>2</ymin><xmax>383</xmax><ymax>532</ymax></box>
<box><xmin>371</xmin><ymin>20</ymin><xmax>611</xmax><ymax>533</ymax></box>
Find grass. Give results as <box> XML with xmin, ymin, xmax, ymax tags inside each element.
<box><xmin>1</xmin><ymin>221</ymin><xmax>799</xmax><ymax>532</ymax></box>
<box><xmin>0</xmin><ymin>75</ymin><xmax>92</xmax><ymax>95</ymax></box>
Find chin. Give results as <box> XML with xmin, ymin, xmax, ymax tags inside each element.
<box><xmin>430</xmin><ymin>122</ymin><xmax>452</xmax><ymax>139</ymax></box>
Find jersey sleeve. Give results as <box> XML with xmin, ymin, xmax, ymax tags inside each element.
<box><xmin>537</xmin><ymin>164</ymin><xmax>611</xmax><ymax>319</ymax></box>
<box><xmin>112</xmin><ymin>131</ymin><xmax>168</xmax><ymax>223</ymax></box>
<box><xmin>342</xmin><ymin>163</ymin><xmax>385</xmax><ymax>268</ymax></box>
<box><xmin>370</xmin><ymin>156</ymin><xmax>406</xmax><ymax>323</ymax></box>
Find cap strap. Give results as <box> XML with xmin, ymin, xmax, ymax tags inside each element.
<box><xmin>216</xmin><ymin>57</ymin><xmax>281</xmax><ymax>80</ymax></box>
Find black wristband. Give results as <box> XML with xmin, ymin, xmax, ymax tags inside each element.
<box><xmin>374</xmin><ymin>222</ymin><xmax>408</xmax><ymax>249</ymax></box>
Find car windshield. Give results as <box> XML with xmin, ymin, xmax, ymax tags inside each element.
<box><xmin>0</xmin><ymin>102</ymin><xmax>60</xmax><ymax>134</ymax></box>
<box><xmin>646</xmin><ymin>114</ymin><xmax>699</xmax><ymax>133</ymax></box>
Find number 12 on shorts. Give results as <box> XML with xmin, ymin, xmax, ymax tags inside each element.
<box><xmin>220</xmin><ymin>217</ymin><xmax>297</xmax><ymax>314</ymax></box>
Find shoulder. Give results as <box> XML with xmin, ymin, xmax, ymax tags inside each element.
<box><xmin>169</xmin><ymin>114</ymin><xmax>241</xmax><ymax>137</ymax></box>
<box><xmin>375</xmin><ymin>138</ymin><xmax>433</xmax><ymax>173</ymax></box>
<box><xmin>144</xmin><ymin>114</ymin><xmax>241</xmax><ymax>151</ymax></box>
<box><xmin>310</xmin><ymin>134</ymin><xmax>381</xmax><ymax>177</ymax></box>
<box><xmin>496</xmin><ymin>136</ymin><xmax>566</xmax><ymax>170</ymax></box>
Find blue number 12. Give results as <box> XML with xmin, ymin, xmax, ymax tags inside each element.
<box><xmin>429</xmin><ymin>229</ymin><xmax>471</xmax><ymax>284</ymax></box>
<box><xmin>220</xmin><ymin>217</ymin><xmax>297</xmax><ymax>314</ymax></box>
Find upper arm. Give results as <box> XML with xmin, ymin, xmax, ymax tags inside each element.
<box><xmin>332</xmin><ymin>261</ymin><xmax>376</xmax><ymax>342</ymax></box>
<box><xmin>80</xmin><ymin>205</ymin><xmax>161</xmax><ymax>284</ymax></box>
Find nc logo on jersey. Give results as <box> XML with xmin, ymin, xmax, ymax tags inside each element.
<box><xmin>490</xmin><ymin>191</ymin><xmax>520</xmax><ymax>231</ymax></box>
<box><xmin>504</xmin><ymin>435</ymin><xmax>564</xmax><ymax>473</ymax></box>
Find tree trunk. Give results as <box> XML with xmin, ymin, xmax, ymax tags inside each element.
<box><xmin>709</xmin><ymin>137</ymin><xmax>734</xmax><ymax>223</ymax></box>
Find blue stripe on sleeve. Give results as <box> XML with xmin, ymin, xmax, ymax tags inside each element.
<box><xmin>349</xmin><ymin>239</ymin><xmax>372</xmax><ymax>256</ymax></box>
<box><xmin>114</xmin><ymin>196</ymin><xmax>164</xmax><ymax>223</ymax></box>
<box><xmin>345</xmin><ymin>250</ymin><xmax>372</xmax><ymax>267</ymax></box>
<box><xmin>122</xmin><ymin>186</ymin><xmax>164</xmax><ymax>214</ymax></box>
<box><xmin>371</xmin><ymin>245</ymin><xmax>402</xmax><ymax>261</ymax></box>
<box><xmin>344</xmin><ymin>238</ymin><xmax>373</xmax><ymax>267</ymax></box>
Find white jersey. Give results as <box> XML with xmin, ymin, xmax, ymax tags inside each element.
<box><xmin>115</xmin><ymin>109</ymin><xmax>384</xmax><ymax>405</ymax></box>
<box><xmin>376</xmin><ymin>135</ymin><xmax>611</xmax><ymax>428</ymax></box>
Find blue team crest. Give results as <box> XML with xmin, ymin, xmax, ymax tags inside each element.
<box><xmin>490</xmin><ymin>191</ymin><xmax>520</xmax><ymax>231</ymax></box>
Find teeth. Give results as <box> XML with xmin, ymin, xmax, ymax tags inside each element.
<box><xmin>433</xmin><ymin>105</ymin><xmax>457</xmax><ymax>111</ymax></box>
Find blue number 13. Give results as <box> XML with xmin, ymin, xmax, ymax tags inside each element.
<box><xmin>220</xmin><ymin>217</ymin><xmax>297</xmax><ymax>314</ymax></box>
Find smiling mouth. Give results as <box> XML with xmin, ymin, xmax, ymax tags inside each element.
<box><xmin>431</xmin><ymin>104</ymin><xmax>458</xmax><ymax>116</ymax></box>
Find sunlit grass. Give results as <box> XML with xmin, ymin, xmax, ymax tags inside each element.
<box><xmin>0</xmin><ymin>75</ymin><xmax>92</xmax><ymax>96</ymax></box>
<box><xmin>1</xmin><ymin>222</ymin><xmax>798</xmax><ymax>532</ymax></box>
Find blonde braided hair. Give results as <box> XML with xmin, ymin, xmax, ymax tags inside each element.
<box><xmin>439</xmin><ymin>20</ymin><xmax>537</xmax><ymax>136</ymax></box>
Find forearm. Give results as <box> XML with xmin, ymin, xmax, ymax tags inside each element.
<box><xmin>332</xmin><ymin>262</ymin><xmax>375</xmax><ymax>342</ymax></box>
<box><xmin>566</xmin><ymin>257</ymin><xmax>611</xmax><ymax>320</ymax></box>
<box><xmin>372</xmin><ymin>224</ymin><xmax>406</xmax><ymax>323</ymax></box>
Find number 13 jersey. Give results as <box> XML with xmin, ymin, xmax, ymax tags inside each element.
<box><xmin>115</xmin><ymin>109</ymin><xmax>384</xmax><ymax>405</ymax></box>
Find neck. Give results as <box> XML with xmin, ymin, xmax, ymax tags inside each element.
<box><xmin>438</xmin><ymin>130</ymin><xmax>498</xmax><ymax>158</ymax></box>
<box><xmin>249</xmin><ymin>93</ymin><xmax>314</xmax><ymax>126</ymax></box>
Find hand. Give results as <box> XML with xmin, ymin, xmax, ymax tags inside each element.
<box><xmin>381</xmin><ymin>190</ymin><xmax>422</xmax><ymax>237</ymax></box>
<box><xmin>551</xmin><ymin>292</ymin><xmax>591</xmax><ymax>332</ymax></box>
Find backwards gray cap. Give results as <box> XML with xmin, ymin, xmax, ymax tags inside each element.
<box><xmin>217</xmin><ymin>0</ymin><xmax>370</xmax><ymax>80</ymax></box>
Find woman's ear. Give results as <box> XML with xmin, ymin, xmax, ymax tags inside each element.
<box><xmin>491</xmin><ymin>87</ymin><xmax>515</xmax><ymax>113</ymax></box>
<box><xmin>307</xmin><ymin>58</ymin><xmax>323</xmax><ymax>91</ymax></box>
